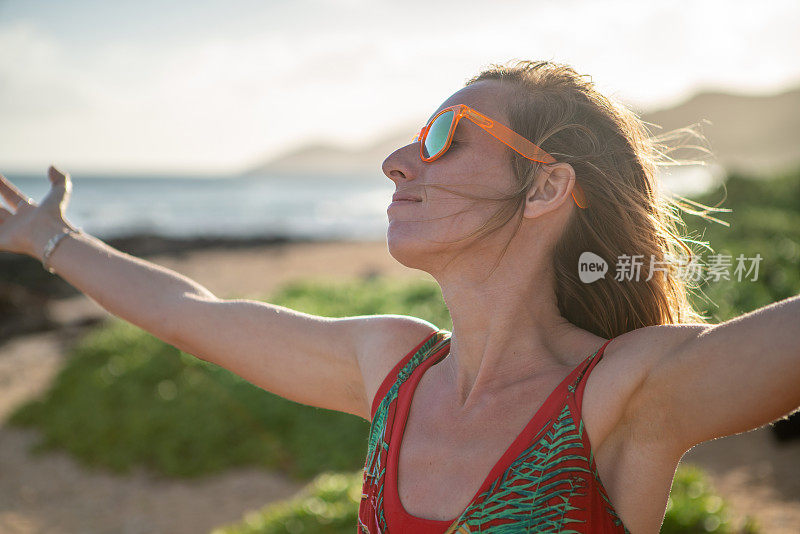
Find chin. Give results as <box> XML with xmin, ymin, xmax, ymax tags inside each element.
<box><xmin>386</xmin><ymin>223</ymin><xmax>431</xmax><ymax>270</ymax></box>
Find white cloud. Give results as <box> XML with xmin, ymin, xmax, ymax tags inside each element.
<box><xmin>1</xmin><ymin>0</ymin><xmax>799</xmax><ymax>174</ymax></box>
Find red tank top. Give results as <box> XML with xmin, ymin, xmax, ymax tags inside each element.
<box><xmin>358</xmin><ymin>329</ymin><xmax>630</xmax><ymax>533</ymax></box>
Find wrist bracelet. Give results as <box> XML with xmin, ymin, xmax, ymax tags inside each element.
<box><xmin>42</xmin><ymin>226</ymin><xmax>82</xmax><ymax>274</ymax></box>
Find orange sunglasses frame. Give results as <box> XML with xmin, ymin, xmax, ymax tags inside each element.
<box><xmin>413</xmin><ymin>104</ymin><xmax>588</xmax><ymax>209</ymax></box>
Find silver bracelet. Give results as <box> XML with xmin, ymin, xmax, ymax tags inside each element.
<box><xmin>42</xmin><ymin>226</ymin><xmax>82</xmax><ymax>274</ymax></box>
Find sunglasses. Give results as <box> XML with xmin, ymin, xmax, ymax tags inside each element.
<box><xmin>412</xmin><ymin>104</ymin><xmax>588</xmax><ymax>209</ymax></box>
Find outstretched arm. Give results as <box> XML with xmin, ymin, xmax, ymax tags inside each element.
<box><xmin>623</xmin><ymin>294</ymin><xmax>800</xmax><ymax>455</ymax></box>
<box><xmin>0</xmin><ymin>167</ymin><xmax>438</xmax><ymax>421</ymax></box>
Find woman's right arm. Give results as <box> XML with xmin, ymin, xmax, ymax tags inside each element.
<box><xmin>28</xmin><ymin>215</ymin><xmax>217</xmax><ymax>343</ymax></box>
<box><xmin>2</xmin><ymin>167</ymin><xmax>438</xmax><ymax>421</ymax></box>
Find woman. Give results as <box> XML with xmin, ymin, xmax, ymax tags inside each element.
<box><xmin>1</xmin><ymin>60</ymin><xmax>797</xmax><ymax>533</ymax></box>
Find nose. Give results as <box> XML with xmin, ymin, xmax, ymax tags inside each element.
<box><xmin>382</xmin><ymin>141</ymin><xmax>419</xmax><ymax>185</ymax></box>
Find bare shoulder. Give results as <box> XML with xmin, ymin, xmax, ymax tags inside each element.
<box><xmin>605</xmin><ymin>323</ymin><xmax>709</xmax><ymax>369</ymax></box>
<box><xmin>592</xmin><ymin>323</ymin><xmax>707</xmax><ymax>400</ymax></box>
<box><xmin>596</xmin><ymin>323</ymin><xmax>709</xmax><ymax>450</ymax></box>
<box><xmin>351</xmin><ymin>315</ymin><xmax>440</xmax><ymax>421</ymax></box>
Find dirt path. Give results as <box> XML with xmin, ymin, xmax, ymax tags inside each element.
<box><xmin>1</xmin><ymin>240</ymin><xmax>798</xmax><ymax>533</ymax></box>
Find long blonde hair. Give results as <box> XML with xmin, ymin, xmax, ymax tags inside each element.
<box><xmin>425</xmin><ymin>59</ymin><xmax>729</xmax><ymax>338</ymax></box>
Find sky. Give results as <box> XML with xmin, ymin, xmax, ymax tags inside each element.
<box><xmin>1</xmin><ymin>0</ymin><xmax>799</xmax><ymax>175</ymax></box>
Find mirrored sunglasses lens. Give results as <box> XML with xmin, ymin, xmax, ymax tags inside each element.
<box><xmin>422</xmin><ymin>110</ymin><xmax>454</xmax><ymax>159</ymax></box>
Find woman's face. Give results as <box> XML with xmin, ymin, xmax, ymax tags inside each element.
<box><xmin>382</xmin><ymin>80</ymin><xmax>521</xmax><ymax>273</ymax></box>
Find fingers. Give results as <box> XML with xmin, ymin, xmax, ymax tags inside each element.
<box><xmin>48</xmin><ymin>165</ymin><xmax>70</xmax><ymax>185</ymax></box>
<box><xmin>0</xmin><ymin>170</ymin><xmax>29</xmax><ymax>209</ymax></box>
<box><xmin>48</xmin><ymin>166</ymin><xmax>72</xmax><ymax>199</ymax></box>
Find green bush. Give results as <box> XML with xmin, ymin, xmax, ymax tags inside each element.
<box><xmin>682</xmin><ymin>167</ymin><xmax>800</xmax><ymax>323</ymax></box>
<box><xmin>211</xmin><ymin>471</ymin><xmax>362</xmax><ymax>534</ymax></box>
<box><xmin>662</xmin><ymin>464</ymin><xmax>759</xmax><ymax>533</ymax></box>
<box><xmin>261</xmin><ymin>273</ymin><xmax>451</xmax><ymax>330</ymax></box>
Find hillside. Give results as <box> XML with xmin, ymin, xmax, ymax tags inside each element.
<box><xmin>641</xmin><ymin>87</ymin><xmax>800</xmax><ymax>174</ymax></box>
<box><xmin>241</xmin><ymin>122</ymin><xmax>418</xmax><ymax>177</ymax></box>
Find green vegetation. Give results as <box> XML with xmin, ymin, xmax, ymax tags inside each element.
<box><xmin>211</xmin><ymin>471</ymin><xmax>362</xmax><ymax>534</ymax></box>
<box><xmin>661</xmin><ymin>465</ymin><xmax>759</xmax><ymax>533</ymax></box>
<box><xmin>682</xmin><ymin>166</ymin><xmax>800</xmax><ymax>322</ymax></box>
<box><xmin>260</xmin><ymin>274</ymin><xmax>452</xmax><ymax>330</ymax></box>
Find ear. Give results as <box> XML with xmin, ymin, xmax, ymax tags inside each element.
<box><xmin>522</xmin><ymin>162</ymin><xmax>577</xmax><ymax>219</ymax></box>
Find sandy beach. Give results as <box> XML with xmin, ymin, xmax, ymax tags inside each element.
<box><xmin>1</xmin><ymin>238</ymin><xmax>798</xmax><ymax>533</ymax></box>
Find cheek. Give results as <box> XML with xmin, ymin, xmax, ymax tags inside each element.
<box><xmin>424</xmin><ymin>182</ymin><xmax>503</xmax><ymax>236</ymax></box>
<box><xmin>395</xmin><ymin>158</ymin><xmax>513</xmax><ymax>242</ymax></box>
<box><xmin>426</xmin><ymin>154</ymin><xmax>512</xmax><ymax>202</ymax></box>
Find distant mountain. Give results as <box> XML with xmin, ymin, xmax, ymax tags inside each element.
<box><xmin>641</xmin><ymin>87</ymin><xmax>800</xmax><ymax>175</ymax></box>
<box><xmin>241</xmin><ymin>122</ymin><xmax>418</xmax><ymax>178</ymax></box>
<box><xmin>241</xmin><ymin>87</ymin><xmax>800</xmax><ymax>177</ymax></box>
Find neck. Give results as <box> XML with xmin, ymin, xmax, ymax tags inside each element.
<box><xmin>431</xmin><ymin>244</ymin><xmax>602</xmax><ymax>412</ymax></box>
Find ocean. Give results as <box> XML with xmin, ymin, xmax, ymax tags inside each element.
<box><xmin>4</xmin><ymin>167</ymin><xmax>720</xmax><ymax>242</ymax></box>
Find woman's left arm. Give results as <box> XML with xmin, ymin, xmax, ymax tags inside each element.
<box><xmin>625</xmin><ymin>294</ymin><xmax>800</xmax><ymax>454</ymax></box>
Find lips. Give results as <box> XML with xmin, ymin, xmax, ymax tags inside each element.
<box><xmin>391</xmin><ymin>192</ymin><xmax>422</xmax><ymax>202</ymax></box>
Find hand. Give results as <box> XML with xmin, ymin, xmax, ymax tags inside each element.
<box><xmin>0</xmin><ymin>165</ymin><xmax>78</xmax><ymax>258</ymax></box>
